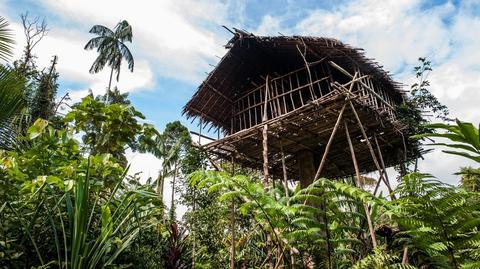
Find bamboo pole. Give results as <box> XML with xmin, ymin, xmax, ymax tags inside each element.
<box><xmin>314</xmin><ymin>72</ymin><xmax>358</xmax><ymax>180</ymax></box>
<box><xmin>233</xmin><ymin>76</ymin><xmax>329</xmax><ymax>117</ymax></box>
<box><xmin>263</xmin><ymin>76</ymin><xmax>270</xmax><ymax>187</ymax></box>
<box><xmin>373</xmin><ymin>134</ymin><xmax>394</xmax><ymax>196</ymax></box>
<box><xmin>280</xmin><ymin>143</ymin><xmax>295</xmax><ymax>268</ymax></box>
<box><xmin>329</xmin><ymin>61</ymin><xmax>394</xmax><ymax>110</ymax></box>
<box><xmin>313</xmin><ymin>103</ymin><xmax>346</xmax><ymax>180</ymax></box>
<box><xmin>345</xmin><ymin>122</ymin><xmax>378</xmax><ymax>248</ymax></box>
<box><xmin>402</xmin><ymin>246</ymin><xmax>409</xmax><ymax>264</ymax></box>
<box><xmin>281</xmin><ymin>143</ymin><xmax>289</xmax><ymax>199</ymax></box>
<box><xmin>230</xmin><ymin>156</ymin><xmax>236</xmax><ymax>269</ymax></box>
<box><xmin>296</xmin><ymin>42</ymin><xmax>316</xmax><ymax>100</ymax></box>
<box><xmin>347</xmin><ymin>101</ymin><xmax>395</xmax><ymax>198</ymax></box>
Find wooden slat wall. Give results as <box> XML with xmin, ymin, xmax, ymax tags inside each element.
<box><xmin>232</xmin><ymin>63</ymin><xmax>397</xmax><ymax>133</ymax></box>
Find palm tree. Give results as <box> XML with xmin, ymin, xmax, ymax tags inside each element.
<box><xmin>84</xmin><ymin>20</ymin><xmax>134</xmax><ymax>91</ymax></box>
<box><xmin>0</xmin><ymin>16</ymin><xmax>14</xmax><ymax>62</ymax></box>
<box><xmin>0</xmin><ymin>16</ymin><xmax>28</xmax><ymax>150</ymax></box>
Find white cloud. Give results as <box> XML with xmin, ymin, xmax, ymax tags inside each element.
<box><xmin>125</xmin><ymin>149</ymin><xmax>161</xmax><ymax>184</ymax></box>
<box><xmin>39</xmin><ymin>0</ymin><xmax>228</xmax><ymax>83</ymax></box>
<box><xmin>294</xmin><ymin>0</ymin><xmax>454</xmax><ymax>73</ymax></box>
<box><xmin>125</xmin><ymin>149</ymin><xmax>188</xmax><ymax>219</ymax></box>
<box><xmin>255</xmin><ymin>15</ymin><xmax>282</xmax><ymax>35</ymax></box>
<box><xmin>7</xmin><ymin>17</ymin><xmax>155</xmax><ymax>101</ymax></box>
<box><xmin>258</xmin><ymin>0</ymin><xmax>480</xmax><ymax>184</ymax></box>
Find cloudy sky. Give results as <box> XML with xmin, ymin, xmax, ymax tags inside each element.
<box><xmin>2</xmin><ymin>0</ymin><xmax>479</xmax><ymax>202</ymax></box>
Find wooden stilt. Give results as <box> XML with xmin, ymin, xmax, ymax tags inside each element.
<box><xmin>230</xmin><ymin>156</ymin><xmax>236</xmax><ymax>269</ymax></box>
<box><xmin>345</xmin><ymin>122</ymin><xmax>378</xmax><ymax>248</ymax></box>
<box><xmin>348</xmin><ymin>101</ymin><xmax>395</xmax><ymax>198</ymax></box>
<box><xmin>402</xmin><ymin>246</ymin><xmax>409</xmax><ymax>264</ymax></box>
<box><xmin>373</xmin><ymin>171</ymin><xmax>384</xmax><ymax>196</ymax></box>
<box><xmin>373</xmin><ymin>135</ymin><xmax>394</xmax><ymax>196</ymax></box>
<box><xmin>280</xmin><ymin>143</ymin><xmax>289</xmax><ymax>199</ymax></box>
<box><xmin>263</xmin><ymin>76</ymin><xmax>270</xmax><ymax>187</ymax></box>
<box><xmin>280</xmin><ymin>142</ymin><xmax>296</xmax><ymax>268</ymax></box>
<box><xmin>262</xmin><ymin>124</ymin><xmax>269</xmax><ymax>187</ymax></box>
<box><xmin>198</xmin><ymin>118</ymin><xmax>202</xmax><ymax>145</ymax></box>
<box><xmin>313</xmin><ymin>102</ymin><xmax>346</xmax><ymax>181</ymax></box>
<box><xmin>314</xmin><ymin>73</ymin><xmax>358</xmax><ymax>180</ymax></box>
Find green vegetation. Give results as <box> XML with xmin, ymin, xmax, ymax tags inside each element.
<box><xmin>0</xmin><ymin>16</ymin><xmax>479</xmax><ymax>269</ymax></box>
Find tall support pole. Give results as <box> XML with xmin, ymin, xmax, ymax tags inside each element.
<box><xmin>262</xmin><ymin>76</ymin><xmax>270</xmax><ymax>187</ymax></box>
<box><xmin>280</xmin><ymin>143</ymin><xmax>289</xmax><ymax>199</ymax></box>
<box><xmin>262</xmin><ymin>76</ymin><xmax>274</xmax><ymax>267</ymax></box>
<box><xmin>230</xmin><ymin>156</ymin><xmax>236</xmax><ymax>269</ymax></box>
<box><xmin>313</xmin><ymin>103</ymin><xmax>346</xmax><ymax>180</ymax></box>
<box><xmin>373</xmin><ymin>135</ymin><xmax>394</xmax><ymax>194</ymax></box>
<box><xmin>198</xmin><ymin>118</ymin><xmax>202</xmax><ymax>145</ymax></box>
<box><xmin>314</xmin><ymin>72</ymin><xmax>358</xmax><ymax>180</ymax></box>
<box><xmin>280</xmin><ymin>142</ymin><xmax>295</xmax><ymax>268</ymax></box>
<box><xmin>345</xmin><ymin>122</ymin><xmax>378</xmax><ymax>248</ymax></box>
<box><xmin>348</xmin><ymin>101</ymin><xmax>395</xmax><ymax>199</ymax></box>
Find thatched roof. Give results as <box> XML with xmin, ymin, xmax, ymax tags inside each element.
<box><xmin>183</xmin><ymin>30</ymin><xmax>403</xmax><ymax>133</ymax></box>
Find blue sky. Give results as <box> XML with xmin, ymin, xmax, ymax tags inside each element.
<box><xmin>1</xmin><ymin>0</ymin><xmax>479</xmax><ymax>192</ymax></box>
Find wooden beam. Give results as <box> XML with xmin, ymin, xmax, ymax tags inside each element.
<box><xmin>329</xmin><ymin>61</ymin><xmax>394</xmax><ymax>110</ymax></box>
<box><xmin>263</xmin><ymin>76</ymin><xmax>270</xmax><ymax>187</ymax></box>
<box><xmin>314</xmin><ymin>72</ymin><xmax>358</xmax><ymax>180</ymax></box>
<box><xmin>205</xmin><ymin>82</ymin><xmax>233</xmax><ymax>104</ymax></box>
<box><xmin>374</xmin><ymin>134</ymin><xmax>395</xmax><ymax>198</ymax></box>
<box><xmin>313</xmin><ymin>102</ymin><xmax>347</xmax><ymax>180</ymax></box>
<box><xmin>348</xmin><ymin>101</ymin><xmax>395</xmax><ymax>199</ymax></box>
<box><xmin>345</xmin><ymin>121</ymin><xmax>378</xmax><ymax>248</ymax></box>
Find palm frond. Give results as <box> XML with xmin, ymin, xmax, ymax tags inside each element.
<box><xmin>84</xmin><ymin>36</ymin><xmax>106</xmax><ymax>50</ymax></box>
<box><xmin>0</xmin><ymin>16</ymin><xmax>14</xmax><ymax>61</ymax></box>
<box><xmin>119</xmin><ymin>42</ymin><xmax>134</xmax><ymax>72</ymax></box>
<box><xmin>0</xmin><ymin>66</ymin><xmax>25</xmax><ymax>122</ymax></box>
<box><xmin>88</xmin><ymin>24</ymin><xmax>114</xmax><ymax>36</ymax></box>
<box><xmin>89</xmin><ymin>53</ymin><xmax>109</xmax><ymax>74</ymax></box>
<box><xmin>114</xmin><ymin>20</ymin><xmax>133</xmax><ymax>42</ymax></box>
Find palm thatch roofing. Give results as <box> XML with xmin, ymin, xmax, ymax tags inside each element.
<box><xmin>183</xmin><ymin>30</ymin><xmax>404</xmax><ymax>133</ymax></box>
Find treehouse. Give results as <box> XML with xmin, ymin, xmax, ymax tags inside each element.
<box><xmin>183</xmin><ymin>30</ymin><xmax>413</xmax><ymax>187</ymax></box>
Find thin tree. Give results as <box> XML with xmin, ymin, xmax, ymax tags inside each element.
<box><xmin>19</xmin><ymin>13</ymin><xmax>48</xmax><ymax>75</ymax></box>
<box><xmin>84</xmin><ymin>20</ymin><xmax>134</xmax><ymax>92</ymax></box>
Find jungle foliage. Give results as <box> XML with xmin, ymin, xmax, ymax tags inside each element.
<box><xmin>0</xmin><ymin>15</ymin><xmax>479</xmax><ymax>269</ymax></box>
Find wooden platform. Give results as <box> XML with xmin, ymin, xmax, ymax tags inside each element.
<box><xmin>202</xmin><ymin>90</ymin><xmax>407</xmax><ymax>180</ymax></box>
<box><xmin>184</xmin><ymin>33</ymin><xmax>417</xmax><ymax>182</ymax></box>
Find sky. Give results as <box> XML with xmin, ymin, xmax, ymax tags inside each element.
<box><xmin>1</xmin><ymin>0</ymin><xmax>479</xmax><ymax>211</ymax></box>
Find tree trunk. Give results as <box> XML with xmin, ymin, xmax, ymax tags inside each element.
<box><xmin>156</xmin><ymin>173</ymin><xmax>164</xmax><ymax>200</ymax></box>
<box><xmin>192</xmin><ymin>189</ymin><xmax>196</xmax><ymax>269</ymax></box>
<box><xmin>107</xmin><ymin>65</ymin><xmax>114</xmax><ymax>102</ymax></box>
<box><xmin>170</xmin><ymin>161</ymin><xmax>178</xmax><ymax>221</ymax></box>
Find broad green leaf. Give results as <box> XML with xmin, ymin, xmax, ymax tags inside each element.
<box><xmin>27</xmin><ymin>119</ymin><xmax>49</xmax><ymax>140</ymax></box>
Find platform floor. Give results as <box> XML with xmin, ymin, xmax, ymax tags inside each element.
<box><xmin>202</xmin><ymin>93</ymin><xmax>409</xmax><ymax>180</ymax></box>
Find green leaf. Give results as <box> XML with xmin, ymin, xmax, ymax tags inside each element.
<box><xmin>101</xmin><ymin>205</ymin><xmax>113</xmax><ymax>239</ymax></box>
<box><xmin>27</xmin><ymin>119</ymin><xmax>49</xmax><ymax>140</ymax></box>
